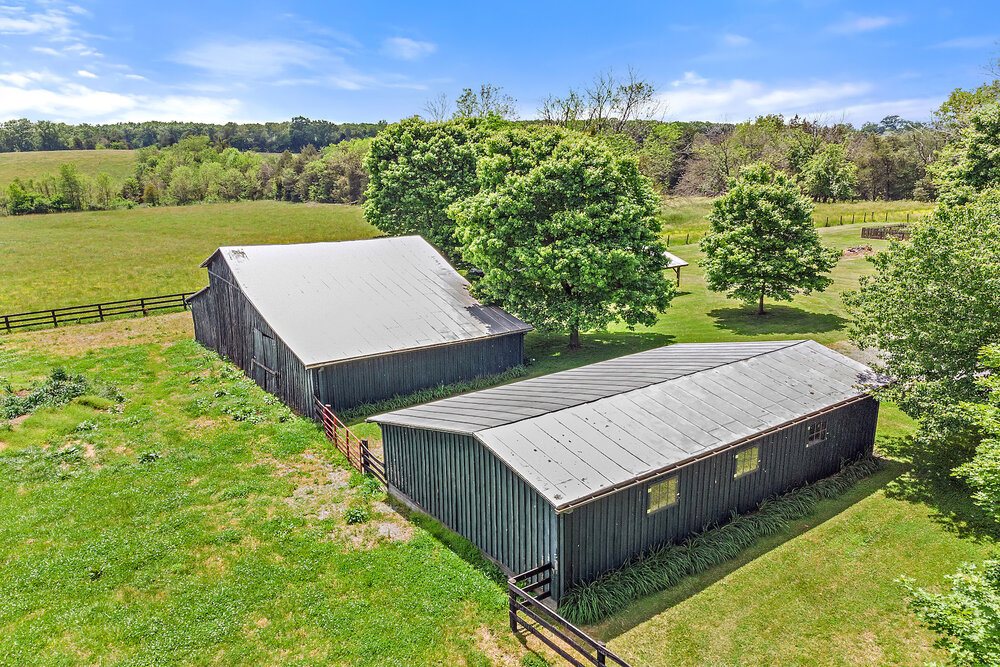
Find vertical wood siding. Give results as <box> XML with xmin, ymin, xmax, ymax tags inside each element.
<box><xmin>313</xmin><ymin>333</ymin><xmax>525</xmax><ymax>412</ymax></box>
<box><xmin>190</xmin><ymin>256</ymin><xmax>315</xmax><ymax>415</ymax></box>
<box><xmin>556</xmin><ymin>398</ymin><xmax>880</xmax><ymax>595</ymax></box>
<box><xmin>382</xmin><ymin>424</ymin><xmax>557</xmax><ymax>579</ymax></box>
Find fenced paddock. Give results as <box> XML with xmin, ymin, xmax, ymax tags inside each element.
<box><xmin>1</xmin><ymin>292</ymin><xmax>197</xmax><ymax>333</ymax></box>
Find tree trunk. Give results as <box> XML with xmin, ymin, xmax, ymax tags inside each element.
<box><xmin>569</xmin><ymin>327</ymin><xmax>581</xmax><ymax>350</ymax></box>
<box><xmin>758</xmin><ymin>290</ymin><xmax>766</xmax><ymax>315</ymax></box>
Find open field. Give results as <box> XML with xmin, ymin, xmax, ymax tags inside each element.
<box><xmin>2</xmin><ymin>202</ymin><xmax>994</xmax><ymax>665</ymax></box>
<box><xmin>0</xmin><ymin>202</ymin><xmax>376</xmax><ymax>314</ymax></box>
<box><xmin>0</xmin><ymin>149</ymin><xmax>138</xmax><ymax>188</ymax></box>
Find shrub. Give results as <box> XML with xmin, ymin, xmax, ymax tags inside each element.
<box><xmin>344</xmin><ymin>507</ymin><xmax>369</xmax><ymax>525</ymax></box>
<box><xmin>559</xmin><ymin>456</ymin><xmax>884</xmax><ymax>624</ymax></box>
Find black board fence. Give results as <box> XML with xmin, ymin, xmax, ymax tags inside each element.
<box><xmin>1</xmin><ymin>292</ymin><xmax>198</xmax><ymax>333</ymax></box>
<box><xmin>509</xmin><ymin>564</ymin><xmax>631</xmax><ymax>667</ymax></box>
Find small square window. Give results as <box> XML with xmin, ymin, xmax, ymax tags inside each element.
<box><xmin>807</xmin><ymin>421</ymin><xmax>828</xmax><ymax>445</ymax></box>
<box><xmin>734</xmin><ymin>446</ymin><xmax>759</xmax><ymax>478</ymax></box>
<box><xmin>647</xmin><ymin>476</ymin><xmax>678</xmax><ymax>514</ymax></box>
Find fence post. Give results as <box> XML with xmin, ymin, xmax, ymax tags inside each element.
<box><xmin>3</xmin><ymin>315</ymin><xmax>9</xmax><ymax>333</ymax></box>
<box><xmin>685</xmin><ymin>233</ymin><xmax>690</xmax><ymax>244</ymax></box>
<box><xmin>885</xmin><ymin>212</ymin><xmax>888</xmax><ymax>222</ymax></box>
<box><xmin>508</xmin><ymin>579</ymin><xmax>518</xmax><ymax>632</ymax></box>
<box><xmin>907</xmin><ymin>213</ymin><xmax>909</xmax><ymax>223</ymax></box>
<box><xmin>840</xmin><ymin>215</ymin><xmax>843</xmax><ymax>224</ymax></box>
<box><xmin>97</xmin><ymin>303</ymin><xmax>104</xmax><ymax>322</ymax></box>
<box><xmin>598</xmin><ymin>644</ymin><xmax>607</xmax><ymax>665</ymax></box>
<box><xmin>140</xmin><ymin>297</ymin><xmax>147</xmax><ymax>316</ymax></box>
<box><xmin>183</xmin><ymin>294</ymin><xmax>189</xmax><ymax>311</ymax></box>
<box><xmin>51</xmin><ymin>309</ymin><xmax>58</xmax><ymax>328</ymax></box>
<box><xmin>360</xmin><ymin>439</ymin><xmax>370</xmax><ymax>476</ymax></box>
<box><xmin>666</xmin><ymin>234</ymin><xmax>670</xmax><ymax>247</ymax></box>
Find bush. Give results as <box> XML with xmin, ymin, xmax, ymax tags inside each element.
<box><xmin>559</xmin><ymin>456</ymin><xmax>884</xmax><ymax>624</ymax></box>
<box><xmin>0</xmin><ymin>368</ymin><xmax>121</xmax><ymax>420</ymax></box>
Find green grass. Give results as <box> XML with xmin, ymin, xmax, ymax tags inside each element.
<box><xmin>0</xmin><ymin>201</ymin><xmax>377</xmax><ymax>313</ymax></box>
<box><xmin>0</xmin><ymin>325</ymin><xmax>543</xmax><ymax>665</ymax></box>
<box><xmin>0</xmin><ymin>149</ymin><xmax>138</xmax><ymax>189</ymax></box>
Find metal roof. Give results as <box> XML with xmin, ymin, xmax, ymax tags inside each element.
<box><xmin>204</xmin><ymin>237</ymin><xmax>532</xmax><ymax>368</ymax></box>
<box><xmin>371</xmin><ymin>340</ymin><xmax>884</xmax><ymax>510</ymax></box>
<box><xmin>664</xmin><ymin>251</ymin><xmax>689</xmax><ymax>269</ymax></box>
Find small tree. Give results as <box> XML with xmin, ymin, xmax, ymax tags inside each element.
<box><xmin>701</xmin><ymin>162</ymin><xmax>839</xmax><ymax>315</ymax></box>
<box><xmin>450</xmin><ymin>125</ymin><xmax>676</xmax><ymax>349</ymax></box>
<box><xmin>801</xmin><ymin>143</ymin><xmax>857</xmax><ymax>202</ymax></box>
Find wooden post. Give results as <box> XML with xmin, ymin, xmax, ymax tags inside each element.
<box><xmin>51</xmin><ymin>309</ymin><xmax>58</xmax><ymax>328</ymax></box>
<box><xmin>907</xmin><ymin>213</ymin><xmax>910</xmax><ymax>223</ymax></box>
<box><xmin>685</xmin><ymin>233</ymin><xmax>690</xmax><ymax>244</ymax></box>
<box><xmin>840</xmin><ymin>215</ymin><xmax>843</xmax><ymax>224</ymax></box>
<box><xmin>98</xmin><ymin>303</ymin><xmax>105</xmax><ymax>322</ymax></box>
<box><xmin>360</xmin><ymin>439</ymin><xmax>370</xmax><ymax>476</ymax></box>
<box><xmin>666</xmin><ymin>234</ymin><xmax>670</xmax><ymax>247</ymax></box>
<box><xmin>852</xmin><ymin>213</ymin><xmax>855</xmax><ymax>223</ymax></box>
<box><xmin>3</xmin><ymin>315</ymin><xmax>9</xmax><ymax>333</ymax></box>
<box><xmin>598</xmin><ymin>645</ymin><xmax>607</xmax><ymax>665</ymax></box>
<box><xmin>863</xmin><ymin>212</ymin><xmax>866</xmax><ymax>223</ymax></box>
<box><xmin>508</xmin><ymin>580</ymin><xmax>518</xmax><ymax>632</ymax></box>
<box><xmin>885</xmin><ymin>212</ymin><xmax>888</xmax><ymax>222</ymax></box>
<box><xmin>675</xmin><ymin>267</ymin><xmax>681</xmax><ymax>287</ymax></box>
<box><xmin>140</xmin><ymin>297</ymin><xmax>147</xmax><ymax>316</ymax></box>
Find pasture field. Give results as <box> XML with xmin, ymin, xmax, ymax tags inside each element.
<box><xmin>2</xmin><ymin>202</ymin><xmax>994</xmax><ymax>665</ymax></box>
<box><xmin>0</xmin><ymin>149</ymin><xmax>138</xmax><ymax>188</ymax></box>
<box><xmin>0</xmin><ymin>202</ymin><xmax>376</xmax><ymax>314</ymax></box>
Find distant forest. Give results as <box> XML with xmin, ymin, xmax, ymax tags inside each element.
<box><xmin>0</xmin><ymin>116</ymin><xmax>387</xmax><ymax>153</ymax></box>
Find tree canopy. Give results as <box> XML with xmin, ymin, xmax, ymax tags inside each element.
<box><xmin>801</xmin><ymin>143</ymin><xmax>857</xmax><ymax>202</ymax></box>
<box><xmin>700</xmin><ymin>162</ymin><xmax>839</xmax><ymax>315</ymax></box>
<box><xmin>449</xmin><ymin>125</ymin><xmax>676</xmax><ymax>348</ymax></box>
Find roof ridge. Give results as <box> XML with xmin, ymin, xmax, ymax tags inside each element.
<box><xmin>471</xmin><ymin>340</ymin><xmax>805</xmax><ymax>434</ymax></box>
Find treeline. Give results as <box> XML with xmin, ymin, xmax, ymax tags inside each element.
<box><xmin>2</xmin><ymin>136</ymin><xmax>369</xmax><ymax>215</ymax></box>
<box><xmin>0</xmin><ymin>116</ymin><xmax>385</xmax><ymax>153</ymax></box>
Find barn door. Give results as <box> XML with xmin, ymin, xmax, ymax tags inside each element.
<box><xmin>252</xmin><ymin>328</ymin><xmax>278</xmax><ymax>393</ymax></box>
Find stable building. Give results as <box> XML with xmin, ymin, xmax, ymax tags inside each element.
<box><xmin>369</xmin><ymin>340</ymin><xmax>884</xmax><ymax>603</ymax></box>
<box><xmin>188</xmin><ymin>236</ymin><xmax>531</xmax><ymax>416</ymax></box>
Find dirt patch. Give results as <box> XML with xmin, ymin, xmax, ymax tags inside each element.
<box><xmin>6</xmin><ymin>311</ymin><xmax>194</xmax><ymax>356</ymax></box>
<box><xmin>8</xmin><ymin>414</ymin><xmax>29</xmax><ymax>427</ymax></box>
<box><xmin>842</xmin><ymin>244</ymin><xmax>874</xmax><ymax>259</ymax></box>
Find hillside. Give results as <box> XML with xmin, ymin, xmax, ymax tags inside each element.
<box><xmin>0</xmin><ymin>150</ymin><xmax>138</xmax><ymax>189</ymax></box>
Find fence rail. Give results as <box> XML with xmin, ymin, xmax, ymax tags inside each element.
<box><xmin>314</xmin><ymin>398</ymin><xmax>386</xmax><ymax>485</ymax></box>
<box><xmin>861</xmin><ymin>224</ymin><xmax>912</xmax><ymax>241</ymax></box>
<box><xmin>1</xmin><ymin>292</ymin><xmax>197</xmax><ymax>333</ymax></box>
<box><xmin>509</xmin><ymin>564</ymin><xmax>631</xmax><ymax>667</ymax></box>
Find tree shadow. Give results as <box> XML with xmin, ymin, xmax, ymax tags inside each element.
<box><xmin>708</xmin><ymin>304</ymin><xmax>848</xmax><ymax>336</ymax></box>
<box><xmin>877</xmin><ymin>433</ymin><xmax>1000</xmax><ymax>543</ymax></box>
<box><xmin>585</xmin><ymin>466</ymin><xmax>893</xmax><ymax>642</ymax></box>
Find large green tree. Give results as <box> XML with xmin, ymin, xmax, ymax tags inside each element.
<box><xmin>801</xmin><ymin>143</ymin><xmax>857</xmax><ymax>202</ymax></box>
<box><xmin>450</xmin><ymin>125</ymin><xmax>676</xmax><ymax>348</ymax></box>
<box><xmin>700</xmin><ymin>162</ymin><xmax>839</xmax><ymax>315</ymax></box>
<box><xmin>932</xmin><ymin>102</ymin><xmax>1000</xmax><ymax>206</ymax></box>
<box><xmin>363</xmin><ymin>118</ymin><xmax>485</xmax><ymax>260</ymax></box>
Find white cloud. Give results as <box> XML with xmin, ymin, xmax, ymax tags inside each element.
<box><xmin>173</xmin><ymin>39</ymin><xmax>326</xmax><ymax>78</ymax></box>
<box><xmin>76</xmin><ymin>69</ymin><xmax>97</xmax><ymax>78</ymax></box>
<box><xmin>381</xmin><ymin>37</ymin><xmax>436</xmax><ymax>61</ymax></box>
<box><xmin>0</xmin><ymin>81</ymin><xmax>242</xmax><ymax>122</ymax></box>
<box><xmin>829</xmin><ymin>15</ymin><xmax>897</xmax><ymax>34</ymax></box>
<box><xmin>32</xmin><ymin>46</ymin><xmax>61</xmax><ymax>56</ymax></box>
<box><xmin>0</xmin><ymin>70</ymin><xmax>63</xmax><ymax>87</ymax></box>
<box><xmin>123</xmin><ymin>73</ymin><xmax>146</xmax><ymax>80</ymax></box>
<box><xmin>658</xmin><ymin>75</ymin><xmax>931</xmax><ymax>124</ymax></box>
<box><xmin>0</xmin><ymin>5</ymin><xmax>74</xmax><ymax>35</ymax></box>
<box><xmin>933</xmin><ymin>35</ymin><xmax>998</xmax><ymax>49</ymax></box>
<box><xmin>721</xmin><ymin>33</ymin><xmax>751</xmax><ymax>47</ymax></box>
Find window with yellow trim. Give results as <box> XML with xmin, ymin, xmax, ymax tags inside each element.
<box><xmin>647</xmin><ymin>476</ymin><xmax>678</xmax><ymax>514</ymax></box>
<box><xmin>734</xmin><ymin>446</ymin><xmax>759</xmax><ymax>478</ymax></box>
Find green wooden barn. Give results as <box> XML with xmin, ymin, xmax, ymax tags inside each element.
<box><xmin>188</xmin><ymin>236</ymin><xmax>531</xmax><ymax>416</ymax></box>
<box><xmin>369</xmin><ymin>340</ymin><xmax>884</xmax><ymax>604</ymax></box>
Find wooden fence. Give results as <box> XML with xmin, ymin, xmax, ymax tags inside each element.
<box><xmin>509</xmin><ymin>564</ymin><xmax>631</xmax><ymax>667</ymax></box>
<box><xmin>861</xmin><ymin>224</ymin><xmax>912</xmax><ymax>241</ymax></box>
<box><xmin>314</xmin><ymin>398</ymin><xmax>386</xmax><ymax>485</ymax></box>
<box><xmin>1</xmin><ymin>292</ymin><xmax>197</xmax><ymax>333</ymax></box>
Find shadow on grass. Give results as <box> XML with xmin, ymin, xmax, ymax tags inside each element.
<box><xmin>526</xmin><ymin>330</ymin><xmax>676</xmax><ymax>377</ymax></box>
<box><xmin>708</xmin><ymin>304</ymin><xmax>847</xmax><ymax>336</ymax></box>
<box><xmin>878</xmin><ymin>433</ymin><xmax>1000</xmax><ymax>543</ymax></box>
<box><xmin>585</xmin><ymin>465</ymin><xmax>895</xmax><ymax>642</ymax></box>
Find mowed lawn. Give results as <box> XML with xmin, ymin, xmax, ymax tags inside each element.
<box><xmin>0</xmin><ymin>149</ymin><xmax>138</xmax><ymax>188</ymax></box>
<box><xmin>0</xmin><ymin>201</ymin><xmax>377</xmax><ymax>313</ymax></box>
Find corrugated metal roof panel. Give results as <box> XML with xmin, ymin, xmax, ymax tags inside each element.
<box><xmin>208</xmin><ymin>237</ymin><xmax>531</xmax><ymax>368</ymax></box>
<box><xmin>372</xmin><ymin>340</ymin><xmax>885</xmax><ymax>509</ymax></box>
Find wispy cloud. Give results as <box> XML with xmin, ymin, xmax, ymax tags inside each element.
<box><xmin>672</xmin><ymin>71</ymin><xmax>707</xmax><ymax>86</ymax></box>
<box><xmin>381</xmin><ymin>37</ymin><xmax>437</xmax><ymax>61</ymax></box>
<box><xmin>76</xmin><ymin>69</ymin><xmax>97</xmax><ymax>79</ymax></box>
<box><xmin>933</xmin><ymin>35</ymin><xmax>998</xmax><ymax>49</ymax></box>
<box><xmin>829</xmin><ymin>15</ymin><xmax>897</xmax><ymax>34</ymax></box>
<box><xmin>0</xmin><ymin>5</ymin><xmax>75</xmax><ymax>36</ymax></box>
<box><xmin>173</xmin><ymin>39</ymin><xmax>326</xmax><ymax>78</ymax></box>
<box><xmin>32</xmin><ymin>46</ymin><xmax>62</xmax><ymax>56</ymax></box>
<box><xmin>721</xmin><ymin>33</ymin><xmax>752</xmax><ymax>47</ymax></box>
<box><xmin>0</xmin><ymin>80</ymin><xmax>241</xmax><ymax>122</ymax></box>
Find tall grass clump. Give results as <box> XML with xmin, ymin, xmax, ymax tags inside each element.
<box><xmin>338</xmin><ymin>365</ymin><xmax>528</xmax><ymax>423</ymax></box>
<box><xmin>0</xmin><ymin>367</ymin><xmax>122</xmax><ymax>420</ymax></box>
<box><xmin>559</xmin><ymin>456</ymin><xmax>883</xmax><ymax>625</ymax></box>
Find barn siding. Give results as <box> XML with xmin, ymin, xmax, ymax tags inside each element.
<box><xmin>381</xmin><ymin>424</ymin><xmax>557</xmax><ymax>580</ymax></box>
<box><xmin>556</xmin><ymin>397</ymin><xmax>880</xmax><ymax>597</ymax></box>
<box><xmin>192</xmin><ymin>255</ymin><xmax>315</xmax><ymax>416</ymax></box>
<box><xmin>313</xmin><ymin>333</ymin><xmax>525</xmax><ymax>413</ymax></box>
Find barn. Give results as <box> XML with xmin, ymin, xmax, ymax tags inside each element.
<box><xmin>187</xmin><ymin>236</ymin><xmax>532</xmax><ymax>416</ymax></box>
<box><xmin>369</xmin><ymin>340</ymin><xmax>884</xmax><ymax>603</ymax></box>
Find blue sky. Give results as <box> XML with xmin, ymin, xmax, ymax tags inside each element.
<box><xmin>0</xmin><ymin>0</ymin><xmax>997</xmax><ymax>125</ymax></box>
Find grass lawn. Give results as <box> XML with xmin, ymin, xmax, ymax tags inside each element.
<box><xmin>0</xmin><ymin>149</ymin><xmax>138</xmax><ymax>188</ymax></box>
<box><xmin>0</xmin><ymin>201</ymin><xmax>377</xmax><ymax>313</ymax></box>
<box><xmin>0</xmin><ymin>315</ymin><xmax>551</xmax><ymax>665</ymax></box>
